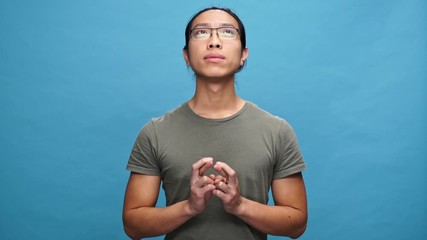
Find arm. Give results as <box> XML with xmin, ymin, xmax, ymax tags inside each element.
<box><xmin>213</xmin><ymin>162</ymin><xmax>307</xmax><ymax>239</ymax></box>
<box><xmin>123</xmin><ymin>158</ymin><xmax>216</xmax><ymax>239</ymax></box>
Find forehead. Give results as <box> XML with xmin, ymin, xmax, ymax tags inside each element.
<box><xmin>191</xmin><ymin>10</ymin><xmax>239</xmax><ymax>28</ymax></box>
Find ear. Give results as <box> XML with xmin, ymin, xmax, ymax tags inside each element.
<box><xmin>240</xmin><ymin>47</ymin><xmax>249</xmax><ymax>66</ymax></box>
<box><xmin>183</xmin><ymin>49</ymin><xmax>190</xmax><ymax>65</ymax></box>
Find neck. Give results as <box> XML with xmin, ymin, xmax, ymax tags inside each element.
<box><xmin>188</xmin><ymin>75</ymin><xmax>245</xmax><ymax>119</ymax></box>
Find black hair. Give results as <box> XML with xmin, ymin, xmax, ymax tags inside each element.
<box><xmin>183</xmin><ymin>7</ymin><xmax>247</xmax><ymax>72</ymax></box>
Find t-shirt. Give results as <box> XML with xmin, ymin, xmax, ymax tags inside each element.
<box><xmin>127</xmin><ymin>101</ymin><xmax>306</xmax><ymax>240</ymax></box>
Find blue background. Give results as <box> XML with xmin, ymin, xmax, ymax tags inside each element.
<box><xmin>1</xmin><ymin>0</ymin><xmax>426</xmax><ymax>239</ymax></box>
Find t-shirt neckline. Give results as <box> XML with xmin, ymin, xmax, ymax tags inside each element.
<box><xmin>183</xmin><ymin>101</ymin><xmax>250</xmax><ymax>123</ymax></box>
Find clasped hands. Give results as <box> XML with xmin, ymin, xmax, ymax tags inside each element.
<box><xmin>188</xmin><ymin>157</ymin><xmax>242</xmax><ymax>215</ymax></box>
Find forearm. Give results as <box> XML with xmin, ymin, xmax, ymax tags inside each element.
<box><xmin>234</xmin><ymin>197</ymin><xmax>307</xmax><ymax>239</ymax></box>
<box><xmin>123</xmin><ymin>199</ymin><xmax>195</xmax><ymax>239</ymax></box>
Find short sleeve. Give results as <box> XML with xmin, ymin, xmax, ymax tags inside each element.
<box><xmin>273</xmin><ymin>121</ymin><xmax>306</xmax><ymax>179</ymax></box>
<box><xmin>126</xmin><ymin>121</ymin><xmax>161</xmax><ymax>175</ymax></box>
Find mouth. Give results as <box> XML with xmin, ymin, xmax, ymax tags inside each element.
<box><xmin>204</xmin><ymin>54</ymin><xmax>225</xmax><ymax>62</ymax></box>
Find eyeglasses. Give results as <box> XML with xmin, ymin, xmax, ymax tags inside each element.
<box><xmin>190</xmin><ymin>27</ymin><xmax>240</xmax><ymax>40</ymax></box>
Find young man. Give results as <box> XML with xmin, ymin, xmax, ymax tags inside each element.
<box><xmin>123</xmin><ymin>7</ymin><xmax>307</xmax><ymax>240</ymax></box>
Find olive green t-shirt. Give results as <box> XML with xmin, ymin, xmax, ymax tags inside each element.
<box><xmin>127</xmin><ymin>102</ymin><xmax>306</xmax><ymax>240</ymax></box>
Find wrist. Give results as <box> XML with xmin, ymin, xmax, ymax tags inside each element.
<box><xmin>183</xmin><ymin>200</ymin><xmax>199</xmax><ymax>218</ymax></box>
<box><xmin>232</xmin><ymin>197</ymin><xmax>248</xmax><ymax>217</ymax></box>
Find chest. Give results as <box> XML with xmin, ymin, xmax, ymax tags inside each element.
<box><xmin>156</xmin><ymin>124</ymin><xmax>276</xmax><ymax>202</ymax></box>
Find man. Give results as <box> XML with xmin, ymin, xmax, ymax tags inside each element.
<box><xmin>123</xmin><ymin>7</ymin><xmax>307</xmax><ymax>240</ymax></box>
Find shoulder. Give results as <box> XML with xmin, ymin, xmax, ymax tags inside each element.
<box><xmin>139</xmin><ymin>103</ymin><xmax>195</xmax><ymax>139</ymax></box>
<box><xmin>134</xmin><ymin>103</ymin><xmax>189</xmax><ymax>143</ymax></box>
<box><xmin>149</xmin><ymin>103</ymin><xmax>190</xmax><ymax>126</ymax></box>
<box><xmin>245</xmin><ymin>102</ymin><xmax>300</xmax><ymax>144</ymax></box>
<box><xmin>245</xmin><ymin>101</ymin><xmax>291</xmax><ymax>129</ymax></box>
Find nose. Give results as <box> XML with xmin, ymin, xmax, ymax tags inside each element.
<box><xmin>208</xmin><ymin>29</ymin><xmax>222</xmax><ymax>49</ymax></box>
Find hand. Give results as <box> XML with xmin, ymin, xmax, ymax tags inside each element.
<box><xmin>187</xmin><ymin>157</ymin><xmax>216</xmax><ymax>215</ymax></box>
<box><xmin>213</xmin><ymin>162</ymin><xmax>243</xmax><ymax>214</ymax></box>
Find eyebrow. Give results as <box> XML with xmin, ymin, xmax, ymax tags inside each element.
<box><xmin>192</xmin><ymin>23</ymin><xmax>237</xmax><ymax>29</ymax></box>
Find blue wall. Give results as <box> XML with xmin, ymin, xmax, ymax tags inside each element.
<box><xmin>1</xmin><ymin>0</ymin><xmax>426</xmax><ymax>239</ymax></box>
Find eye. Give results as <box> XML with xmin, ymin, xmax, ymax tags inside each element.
<box><xmin>219</xmin><ymin>28</ymin><xmax>237</xmax><ymax>37</ymax></box>
<box><xmin>192</xmin><ymin>28</ymin><xmax>210</xmax><ymax>37</ymax></box>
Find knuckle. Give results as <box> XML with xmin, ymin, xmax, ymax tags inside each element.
<box><xmin>191</xmin><ymin>189</ymin><xmax>203</xmax><ymax>197</ymax></box>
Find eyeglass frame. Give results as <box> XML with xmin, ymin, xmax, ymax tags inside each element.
<box><xmin>189</xmin><ymin>26</ymin><xmax>241</xmax><ymax>40</ymax></box>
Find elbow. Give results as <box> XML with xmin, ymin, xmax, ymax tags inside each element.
<box><xmin>123</xmin><ymin>224</ymin><xmax>141</xmax><ymax>240</ymax></box>
<box><xmin>123</xmin><ymin>213</ymin><xmax>143</xmax><ymax>240</ymax></box>
<box><xmin>288</xmin><ymin>213</ymin><xmax>307</xmax><ymax>239</ymax></box>
<box><xmin>124</xmin><ymin>223</ymin><xmax>147</xmax><ymax>240</ymax></box>
<box><xmin>289</xmin><ymin>222</ymin><xmax>307</xmax><ymax>239</ymax></box>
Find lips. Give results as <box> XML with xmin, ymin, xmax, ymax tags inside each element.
<box><xmin>204</xmin><ymin>53</ymin><xmax>225</xmax><ymax>61</ymax></box>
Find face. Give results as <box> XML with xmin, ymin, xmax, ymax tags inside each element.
<box><xmin>183</xmin><ymin>10</ymin><xmax>248</xmax><ymax>79</ymax></box>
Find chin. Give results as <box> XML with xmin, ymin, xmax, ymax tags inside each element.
<box><xmin>197</xmin><ymin>69</ymin><xmax>237</xmax><ymax>79</ymax></box>
<box><xmin>200</xmin><ymin>73</ymin><xmax>235</xmax><ymax>81</ymax></box>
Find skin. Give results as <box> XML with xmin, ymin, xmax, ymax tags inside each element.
<box><xmin>123</xmin><ymin>9</ymin><xmax>307</xmax><ymax>240</ymax></box>
<box><xmin>184</xmin><ymin>10</ymin><xmax>248</xmax><ymax>119</ymax></box>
